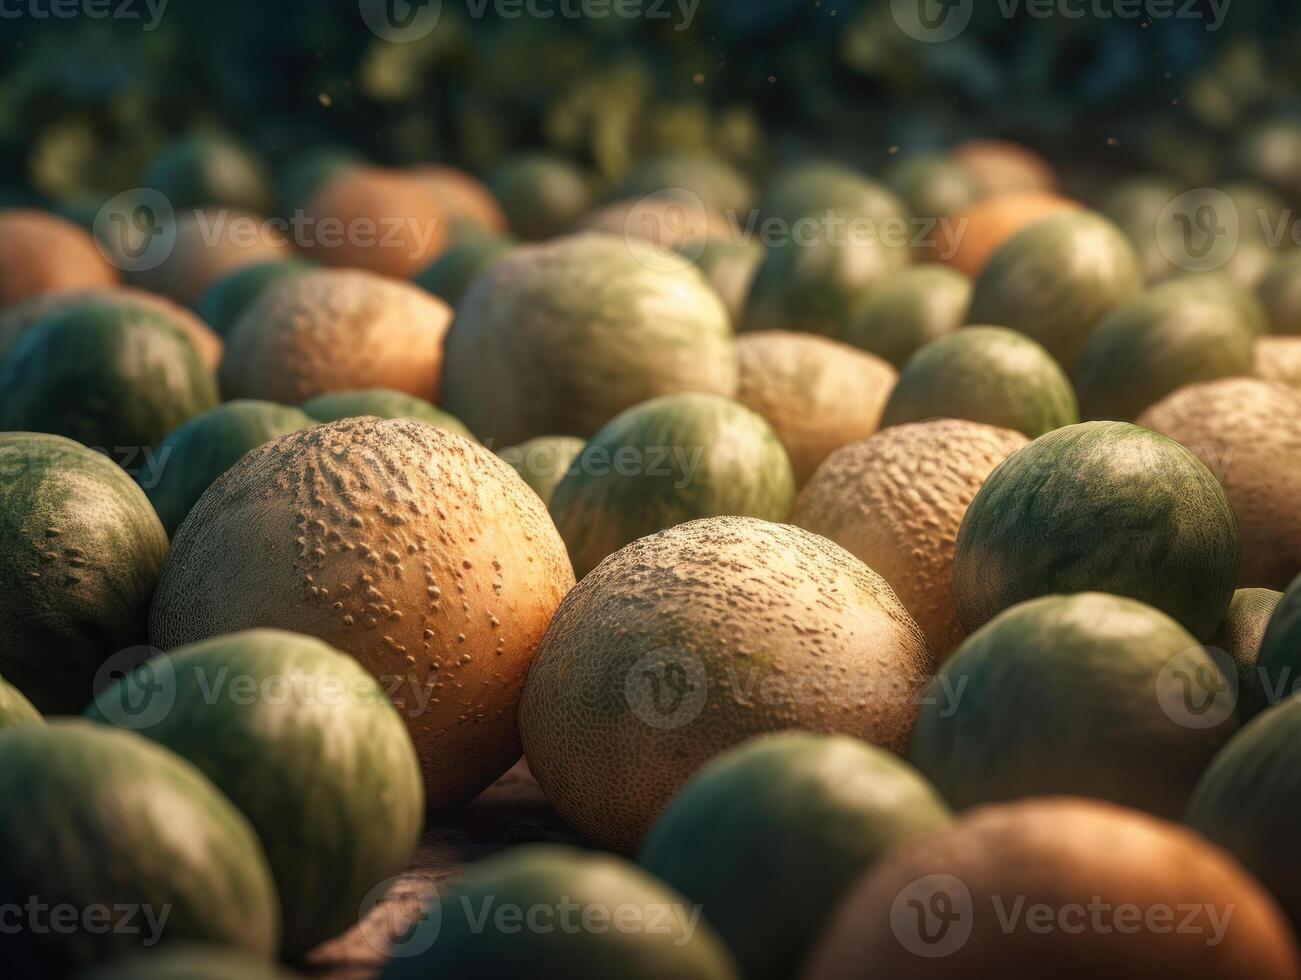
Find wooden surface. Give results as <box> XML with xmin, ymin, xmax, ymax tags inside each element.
<box><xmin>301</xmin><ymin>760</ymin><xmax>579</xmax><ymax>978</ymax></box>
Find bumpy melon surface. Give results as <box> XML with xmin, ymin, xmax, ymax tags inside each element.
<box><xmin>519</xmin><ymin>516</ymin><xmax>932</xmax><ymax>853</ymax></box>
<box><xmin>640</xmin><ymin>733</ymin><xmax>951</xmax><ymax>980</ymax></box>
<box><xmin>220</xmin><ymin>268</ymin><xmax>452</xmax><ymax>405</ymax></box>
<box><xmin>805</xmin><ymin>798</ymin><xmax>1298</xmax><ymax>980</ymax></box>
<box><xmin>0</xmin><ymin>722</ymin><xmax>279</xmax><ymax>976</ymax></box>
<box><xmin>735</xmin><ymin>331</ymin><xmax>897</xmax><ymax>485</ymax></box>
<box><xmin>793</xmin><ymin>420</ymin><xmax>1027</xmax><ymax>657</ymax></box>
<box><xmin>0</xmin><ymin>433</ymin><xmax>168</xmax><ymax>713</ymax></box>
<box><xmin>441</xmin><ymin>234</ymin><xmax>737</xmax><ymax>446</ymax></box>
<box><xmin>0</xmin><ymin>208</ymin><xmax>118</xmax><ymax>309</ymax></box>
<box><xmin>1137</xmin><ymin>378</ymin><xmax>1301</xmax><ymax>590</ymax></box>
<box><xmin>952</xmin><ymin>421</ymin><xmax>1240</xmax><ymax>640</ymax></box>
<box><xmin>149</xmin><ymin>418</ymin><xmax>575</xmax><ymax>811</ymax></box>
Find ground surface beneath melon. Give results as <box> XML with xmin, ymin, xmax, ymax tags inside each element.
<box><xmin>302</xmin><ymin>760</ymin><xmax>578</xmax><ymax>978</ymax></box>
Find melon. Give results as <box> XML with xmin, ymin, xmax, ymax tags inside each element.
<box><xmin>640</xmin><ymin>733</ymin><xmax>951</xmax><ymax>980</ymax></box>
<box><xmin>77</xmin><ymin>946</ymin><xmax>296</xmax><ymax>980</ymax></box>
<box><xmin>142</xmin><ymin>400</ymin><xmax>314</xmax><ymax>536</ymax></box>
<box><xmin>1256</xmin><ymin>574</ymin><xmax>1301</xmax><ymax>711</ymax></box>
<box><xmin>0</xmin><ymin>721</ymin><xmax>279</xmax><ymax>975</ymax></box>
<box><xmin>440</xmin><ymin>234</ymin><xmax>737</xmax><ymax>446</ymax></box>
<box><xmin>1209</xmin><ymin>588</ymin><xmax>1284</xmax><ymax>720</ymax></box>
<box><xmin>694</xmin><ymin>238</ymin><xmax>763</xmax><ymax>322</ymax></box>
<box><xmin>0</xmin><ymin>676</ymin><xmax>41</xmax><ymax>731</ymax></box>
<box><xmin>279</xmin><ymin>147</ymin><xmax>364</xmax><ymax>215</ymax></box>
<box><xmin>127</xmin><ymin>207</ymin><xmax>293</xmax><ymax>306</ymax></box>
<box><xmin>143</xmin><ymin>134</ymin><xmax>274</xmax><ymax>213</ymax></box>
<box><xmin>194</xmin><ymin>259</ymin><xmax>313</xmax><ymax>338</ymax></box>
<box><xmin>0</xmin><ymin>208</ymin><xmax>118</xmax><ymax>308</ymax></box>
<box><xmin>734</xmin><ymin>332</ymin><xmax>896</xmax><ymax>485</ymax></box>
<box><xmin>612</xmin><ymin>152</ymin><xmax>755</xmax><ymax>217</ymax></box>
<box><xmin>519</xmin><ymin>516</ymin><xmax>933</xmax><ymax>852</ymax></box>
<box><xmin>841</xmin><ymin>265</ymin><xmax>971</xmax><ymax>367</ymax></box>
<box><xmin>87</xmin><ymin>630</ymin><xmax>424</xmax><ymax>957</ymax></box>
<box><xmin>148</xmin><ymin>418</ymin><xmax>575</xmax><ymax>811</ymax></box>
<box><xmin>380</xmin><ymin>846</ymin><xmax>739</xmax><ymax>980</ymax></box>
<box><xmin>805</xmin><ymin>798</ymin><xmax>1298</xmax><ymax>980</ymax></box>
<box><xmin>409</xmin><ymin>164</ymin><xmax>507</xmax><ymax>234</ymax></box>
<box><xmin>413</xmin><ymin>234</ymin><xmax>512</xmax><ymax>307</ymax></box>
<box><xmin>911</xmin><ymin>593</ymin><xmax>1237</xmax><ymax>818</ymax></box>
<box><xmin>952</xmin><ymin>139</ymin><xmax>1057</xmax><ymax>196</ymax></box>
<box><xmin>1137</xmin><ymin>378</ymin><xmax>1301</xmax><ymax>589</ymax></box>
<box><xmin>579</xmin><ymin>195</ymin><xmax>733</xmax><ymax>262</ymax></box>
<box><xmin>298</xmin><ymin>167</ymin><xmax>446</xmax><ymax>278</ymax></box>
<box><xmin>0</xmin><ymin>285</ymin><xmax>223</xmax><ymax>368</ymax></box>
<box><xmin>792</xmin><ymin>420</ymin><xmax>1027</xmax><ymax>657</ymax></box>
<box><xmin>885</xmin><ymin>154</ymin><xmax>982</xmax><ymax>223</ymax></box>
<box><xmin>498</xmin><ymin>436</ymin><xmax>585</xmax><ymax>507</ymax></box>
<box><xmin>882</xmin><ymin>326</ymin><xmax>1077</xmax><ymax>438</ymax></box>
<box><xmin>953</xmin><ymin>421</ymin><xmax>1240</xmax><ymax>640</ymax></box>
<box><xmin>0</xmin><ymin>433</ymin><xmax>168</xmax><ymax>713</ymax></box>
<box><xmin>301</xmin><ymin>388</ymin><xmax>472</xmax><ymax>439</ymax></box>
<box><xmin>939</xmin><ymin>190</ymin><xmax>1080</xmax><ymax>277</ymax></box>
<box><xmin>549</xmin><ymin>393</ymin><xmax>797</xmax><ymax>578</ymax></box>
<box><xmin>1097</xmin><ymin>175</ymin><xmax>1186</xmax><ymax>283</ymax></box>
<box><xmin>1077</xmin><ymin>284</ymin><xmax>1258</xmax><ymax>421</ymax></box>
<box><xmin>1257</xmin><ymin>252</ymin><xmax>1301</xmax><ymax>335</ymax></box>
<box><xmin>1257</xmin><ymin>335</ymin><xmax>1301</xmax><ymax>388</ymax></box>
<box><xmin>220</xmin><ymin>268</ymin><xmax>452</xmax><ymax>405</ymax></box>
<box><xmin>759</xmin><ymin>161</ymin><xmax>909</xmax><ymax>237</ymax></box>
<box><xmin>0</xmin><ymin>302</ymin><xmax>218</xmax><ymax>455</ymax></box>
<box><xmin>489</xmin><ymin>153</ymin><xmax>592</xmax><ymax>241</ymax></box>
<box><xmin>967</xmin><ymin>211</ymin><xmax>1143</xmax><ymax>370</ymax></box>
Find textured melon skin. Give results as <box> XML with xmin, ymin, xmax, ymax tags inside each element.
<box><xmin>793</xmin><ymin>420</ymin><xmax>1027</xmax><ymax>657</ymax></box>
<box><xmin>499</xmin><ymin>436</ymin><xmax>586</xmax><ymax>507</ymax></box>
<box><xmin>87</xmin><ymin>630</ymin><xmax>424</xmax><ymax>958</ymax></box>
<box><xmin>489</xmin><ymin>154</ymin><xmax>592</xmax><ymax>241</ymax></box>
<box><xmin>1137</xmin><ymin>379</ymin><xmax>1301</xmax><ymax>590</ymax></box>
<box><xmin>639</xmin><ymin>734</ymin><xmax>951</xmax><ymax>980</ymax></box>
<box><xmin>194</xmin><ymin>259</ymin><xmax>314</xmax><ymax>338</ymax></box>
<box><xmin>911</xmin><ymin>593</ymin><xmax>1236</xmax><ymax>819</ymax></box>
<box><xmin>301</xmin><ymin>388</ymin><xmax>472</xmax><ymax>439</ymax></box>
<box><xmin>612</xmin><ymin>152</ymin><xmax>755</xmax><ymax>216</ymax></box>
<box><xmin>734</xmin><ymin>332</ymin><xmax>896</xmax><ymax>486</ymax></box>
<box><xmin>967</xmin><ymin>211</ymin><xmax>1143</xmax><ymax>370</ymax></box>
<box><xmin>0</xmin><ymin>208</ymin><xmax>118</xmax><ymax>309</ymax></box>
<box><xmin>220</xmin><ymin>268</ymin><xmax>452</xmax><ymax>406</ymax></box>
<box><xmin>0</xmin><ymin>676</ymin><xmax>42</xmax><ymax>730</ymax></box>
<box><xmin>1209</xmin><ymin>588</ymin><xmax>1284</xmax><ymax>721</ymax></box>
<box><xmin>0</xmin><ymin>304</ymin><xmax>219</xmax><ymax>453</ymax></box>
<box><xmin>1077</xmin><ymin>285</ymin><xmax>1258</xmax><ymax>422</ymax></box>
<box><xmin>77</xmin><ymin>946</ymin><xmax>296</xmax><ymax>980</ymax></box>
<box><xmin>841</xmin><ymin>265</ymin><xmax>971</xmax><ymax>367</ymax></box>
<box><xmin>0</xmin><ymin>286</ymin><xmax>224</xmax><ymax>367</ymax></box>
<box><xmin>441</xmin><ymin>234</ymin><xmax>737</xmax><ymax>446</ymax></box>
<box><xmin>0</xmin><ymin>433</ymin><xmax>168</xmax><ymax>714</ymax></box>
<box><xmin>1187</xmin><ymin>697</ymin><xmax>1301</xmax><ymax>934</ymax></box>
<box><xmin>551</xmin><ymin>394</ymin><xmax>796</xmax><ymax>578</ymax></box>
<box><xmin>0</xmin><ymin>722</ymin><xmax>279</xmax><ymax>976</ymax></box>
<box><xmin>381</xmin><ymin>846</ymin><xmax>739</xmax><ymax>980</ymax></box>
<box><xmin>143</xmin><ymin>400</ymin><xmax>314</xmax><ymax>536</ymax></box>
<box><xmin>519</xmin><ymin>517</ymin><xmax>933</xmax><ymax>853</ymax></box>
<box><xmin>412</xmin><ymin>235</ymin><xmax>512</xmax><ymax>307</ymax></box>
<box><xmin>882</xmin><ymin>326</ymin><xmax>1077</xmax><ymax>438</ymax></box>
<box><xmin>1257</xmin><ymin>573</ymin><xmax>1301</xmax><ymax>711</ymax></box>
<box><xmin>953</xmin><ymin>421</ymin><xmax>1240</xmax><ymax>641</ymax></box>
<box><xmin>149</xmin><ymin>418</ymin><xmax>575</xmax><ymax>812</ymax></box>
<box><xmin>805</xmin><ymin>798</ymin><xmax>1299</xmax><ymax>980</ymax></box>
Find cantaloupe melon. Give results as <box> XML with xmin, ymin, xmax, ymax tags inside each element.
<box><xmin>409</xmin><ymin>164</ymin><xmax>507</xmax><ymax>234</ymax></box>
<box><xmin>0</xmin><ymin>209</ymin><xmax>118</xmax><ymax>309</ymax></box>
